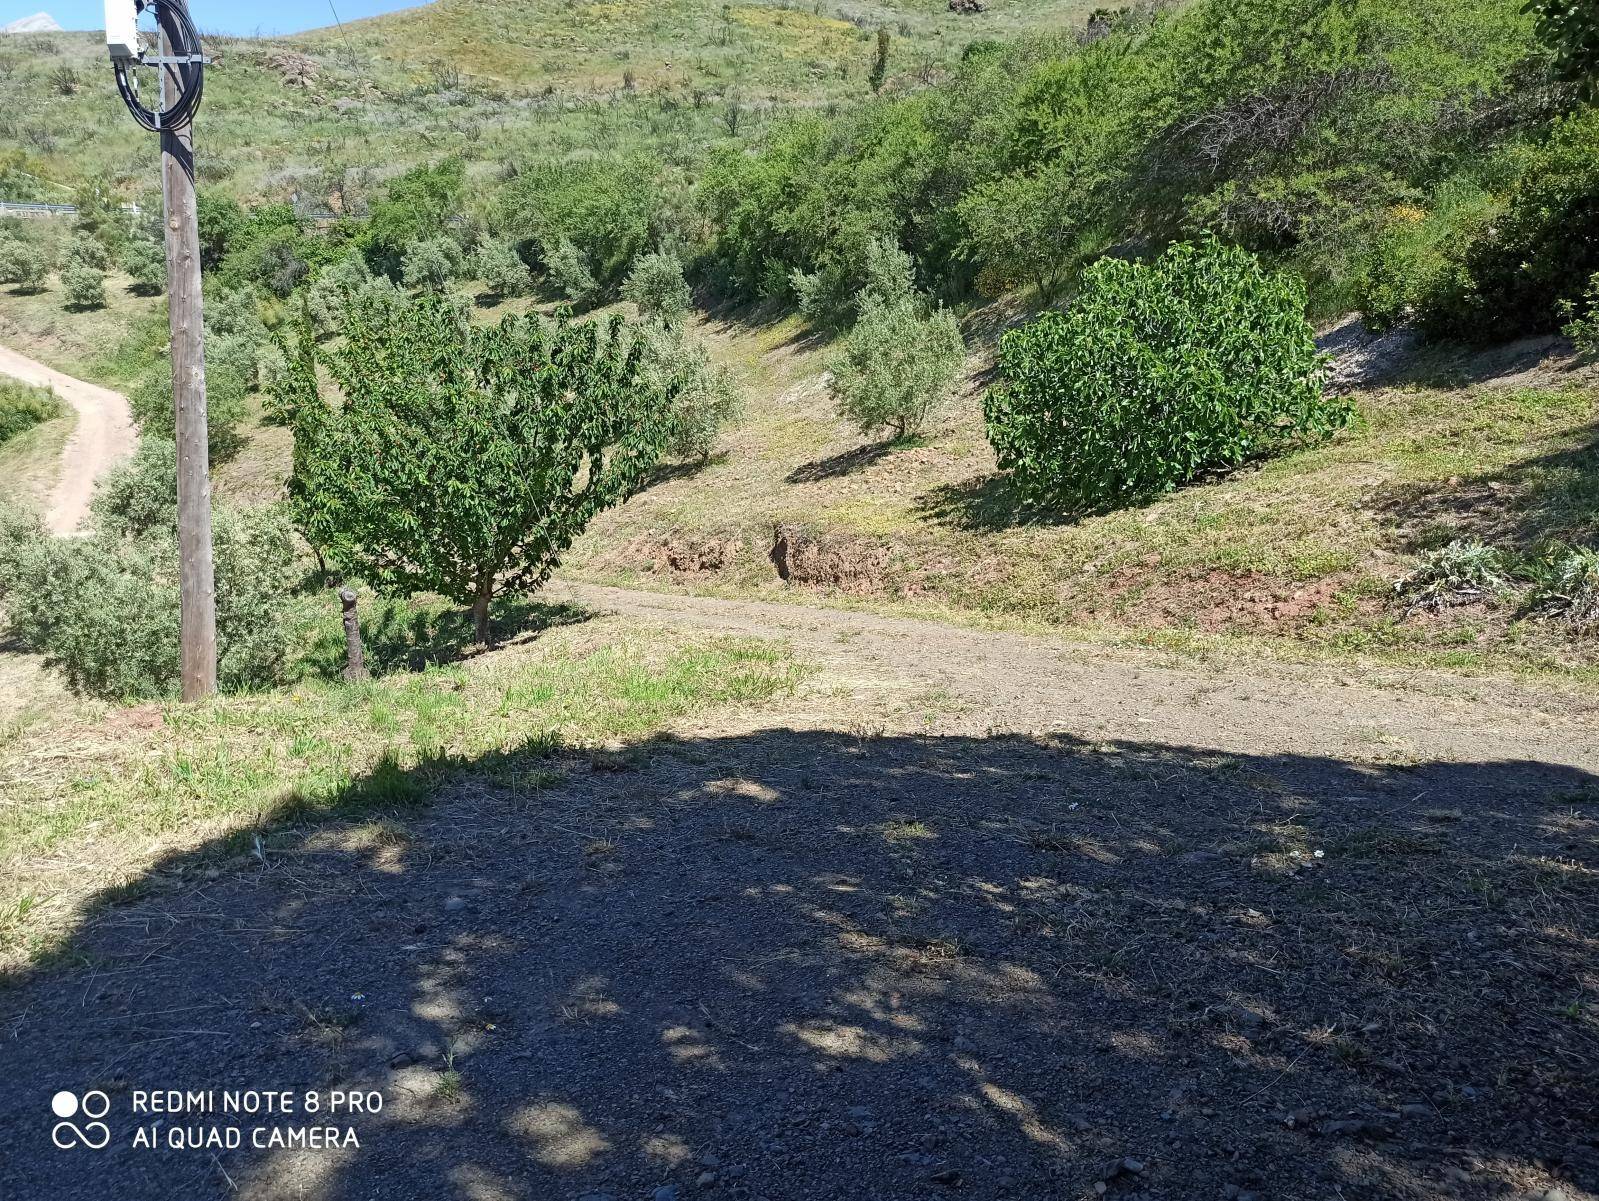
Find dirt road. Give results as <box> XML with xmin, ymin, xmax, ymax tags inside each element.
<box><xmin>0</xmin><ymin>342</ymin><xmax>134</xmax><ymax>534</ymax></box>
<box><xmin>554</xmin><ymin>580</ymin><xmax>1599</xmax><ymax>774</ymax></box>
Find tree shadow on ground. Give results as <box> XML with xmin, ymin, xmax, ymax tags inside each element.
<box><xmin>299</xmin><ymin>595</ymin><xmax>593</xmax><ymax>677</ymax></box>
<box><xmin>786</xmin><ymin>439</ymin><xmax>904</xmax><ymax>485</ymax></box>
<box><xmin>2</xmin><ymin>724</ymin><xmax>1596</xmax><ymax>1201</ymax></box>
<box><xmin>644</xmin><ymin>452</ymin><xmax>728</xmax><ymax>491</ymax></box>
<box><xmin>1370</xmin><ymin>420</ymin><xmax>1599</xmax><ymax>555</ymax></box>
<box><xmin>915</xmin><ymin>471</ymin><xmax>1084</xmax><ymax>533</ymax></box>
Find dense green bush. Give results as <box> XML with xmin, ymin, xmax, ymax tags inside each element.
<box><xmin>61</xmin><ymin>259</ymin><xmax>105</xmax><ymax>310</ymax></box>
<box><xmin>472</xmin><ymin>237</ymin><xmax>531</xmax><ymax>298</ymax></box>
<box><xmin>120</xmin><ymin>237</ymin><xmax>166</xmax><ymax>295</ymax></box>
<box><xmin>697</xmin><ymin>0</ymin><xmax>1549</xmax><ymax>327</ymax></box>
<box><xmin>359</xmin><ymin>159</ymin><xmax>465</xmax><ymax>277</ymax></box>
<box><xmin>623</xmin><ymin>250</ymin><xmax>692</xmax><ymax>324</ymax></box>
<box><xmin>985</xmin><ymin>238</ymin><xmax>1344</xmax><ymax>510</ymax></box>
<box><xmin>64</xmin><ymin>232</ymin><xmax>109</xmax><ymax>271</ymax></box>
<box><xmin>502</xmin><ymin>156</ymin><xmax>662</xmax><ymax>297</ymax></box>
<box><xmin>1564</xmin><ymin>271</ymin><xmax>1599</xmax><ymax>353</ymax></box>
<box><xmin>130</xmin><ymin>358</ymin><xmax>249</xmax><ymax>459</ymax></box>
<box><xmin>546</xmin><ymin>239</ymin><xmax>598</xmax><ymax>304</ymax></box>
<box><xmin>306</xmin><ymin>253</ymin><xmax>372</xmax><ymax>336</ymax></box>
<box><xmin>0</xmin><ymin>462</ymin><xmax>298</xmax><ymax>699</ymax></box>
<box><xmin>633</xmin><ymin>321</ymin><xmax>744</xmax><ymax>461</ymax></box>
<box><xmin>92</xmin><ymin>437</ymin><xmax>178</xmax><ymax>538</ymax></box>
<box><xmin>827</xmin><ymin>293</ymin><xmax>965</xmax><ymax>438</ymax></box>
<box><xmin>0</xmin><ymin>236</ymin><xmax>47</xmax><ymax>291</ymax></box>
<box><xmin>1406</xmin><ymin>111</ymin><xmax>1599</xmax><ymax>342</ymax></box>
<box><xmin>401</xmin><ymin>236</ymin><xmax>464</xmax><ymax>291</ymax></box>
<box><xmin>0</xmin><ymin>380</ymin><xmax>61</xmax><ymax>444</ymax></box>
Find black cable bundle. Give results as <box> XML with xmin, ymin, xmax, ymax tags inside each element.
<box><xmin>113</xmin><ymin>0</ymin><xmax>205</xmax><ymax>133</ymax></box>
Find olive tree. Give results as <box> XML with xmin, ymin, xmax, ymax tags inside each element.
<box><xmin>275</xmin><ymin>290</ymin><xmax>682</xmax><ymax>644</ymax></box>
<box><xmin>826</xmin><ymin>294</ymin><xmax>965</xmax><ymax>438</ymax></box>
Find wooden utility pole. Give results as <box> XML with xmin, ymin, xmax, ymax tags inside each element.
<box><xmin>159</xmin><ymin>0</ymin><xmax>217</xmax><ymax>701</ymax></box>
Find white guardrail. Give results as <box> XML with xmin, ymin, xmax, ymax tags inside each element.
<box><xmin>0</xmin><ymin>201</ymin><xmax>78</xmax><ymax>218</ymax></box>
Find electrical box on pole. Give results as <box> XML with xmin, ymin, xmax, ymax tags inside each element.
<box><xmin>104</xmin><ymin>0</ymin><xmax>217</xmax><ymax>702</ymax></box>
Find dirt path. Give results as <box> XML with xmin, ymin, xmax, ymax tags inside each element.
<box><xmin>553</xmin><ymin>581</ymin><xmax>1599</xmax><ymax>774</ymax></box>
<box><xmin>0</xmin><ymin>342</ymin><xmax>135</xmax><ymax>534</ymax></box>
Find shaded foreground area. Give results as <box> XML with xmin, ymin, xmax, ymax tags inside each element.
<box><xmin>1</xmin><ymin>722</ymin><xmax>1595</xmax><ymax>1201</ymax></box>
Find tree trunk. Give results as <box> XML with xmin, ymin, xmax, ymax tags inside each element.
<box><xmin>338</xmin><ymin>587</ymin><xmax>368</xmax><ymax>681</ymax></box>
<box><xmin>472</xmin><ymin>581</ymin><xmax>494</xmax><ymax>648</ymax></box>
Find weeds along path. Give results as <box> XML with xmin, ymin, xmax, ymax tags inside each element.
<box><xmin>553</xmin><ymin>581</ymin><xmax>1599</xmax><ymax>774</ymax></box>
<box><xmin>0</xmin><ymin>342</ymin><xmax>135</xmax><ymax>534</ymax></box>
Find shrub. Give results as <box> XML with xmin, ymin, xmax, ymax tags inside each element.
<box><xmin>1562</xmin><ymin>271</ymin><xmax>1599</xmax><ymax>355</ymax></box>
<box><xmin>0</xmin><ymin>476</ymin><xmax>297</xmax><ymax>699</ymax></box>
<box><xmin>0</xmin><ymin>379</ymin><xmax>60</xmax><ymax>444</ymax></box>
<box><xmin>64</xmin><ymin>232</ymin><xmax>109</xmax><ymax>270</ymax></box>
<box><xmin>546</xmin><ymin>238</ymin><xmax>598</xmax><ymax>304</ymax></box>
<box><xmin>61</xmin><ymin>260</ymin><xmax>105</xmax><ymax>310</ymax></box>
<box><xmin>795</xmin><ymin>237</ymin><xmax>916</xmax><ymax>328</ymax></box>
<box><xmin>1</xmin><ymin>529</ymin><xmax>181</xmax><ymax>699</ymax></box>
<box><xmin>985</xmin><ymin>237</ymin><xmax>1342</xmax><ymax>510</ymax></box>
<box><xmin>1394</xmin><ymin>539</ymin><xmax>1514</xmax><ymax>611</ymax></box>
<box><xmin>501</xmin><ymin>155</ymin><xmax>660</xmax><ymax>297</ymax></box>
<box><xmin>0</xmin><ymin>237</ymin><xmax>47</xmax><ymax>291</ymax></box>
<box><xmin>401</xmin><ymin>236</ymin><xmax>463</xmax><ymax>291</ymax></box>
<box><xmin>827</xmin><ymin>294</ymin><xmax>965</xmax><ymax>438</ymax></box>
<box><xmin>1529</xmin><ymin>544</ymin><xmax>1599</xmax><ymax>633</ymax></box>
<box><xmin>129</xmin><ymin>357</ymin><xmax>249</xmax><ymax>459</ymax></box>
<box><xmin>274</xmin><ymin>290</ymin><xmax>682</xmax><ymax>644</ymax></box>
<box><xmin>1355</xmin><ymin>186</ymin><xmax>1499</xmax><ymax>333</ymax></box>
<box><xmin>634</xmin><ymin>321</ymin><xmax>744</xmax><ymax>461</ymax></box>
<box><xmin>623</xmin><ymin>249</ymin><xmax>692</xmax><ymax>324</ymax></box>
<box><xmin>358</xmin><ymin>158</ymin><xmax>465</xmax><ymax>276</ymax></box>
<box><xmin>306</xmin><ymin>254</ymin><xmax>372</xmax><ymax>336</ymax></box>
<box><xmin>92</xmin><ymin>437</ymin><xmax>178</xmax><ymax>538</ymax></box>
<box><xmin>472</xmin><ymin>237</ymin><xmax>531</xmax><ymax>298</ymax></box>
<box><xmin>1409</xmin><ymin>112</ymin><xmax>1599</xmax><ymax>343</ymax></box>
<box><xmin>212</xmin><ymin>505</ymin><xmax>299</xmax><ymax>690</ymax></box>
<box><xmin>120</xmin><ymin>237</ymin><xmax>166</xmax><ymax>295</ymax></box>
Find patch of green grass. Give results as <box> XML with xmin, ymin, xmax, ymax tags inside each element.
<box><xmin>0</xmin><ymin>621</ymin><xmax>803</xmax><ymax>975</ymax></box>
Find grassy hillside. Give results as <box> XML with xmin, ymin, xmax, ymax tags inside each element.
<box><xmin>558</xmin><ymin>308</ymin><xmax>1599</xmax><ymax>676</ymax></box>
<box><xmin>0</xmin><ymin>0</ymin><xmax>1090</xmax><ymax>204</ymax></box>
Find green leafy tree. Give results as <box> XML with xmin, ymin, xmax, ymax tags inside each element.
<box><xmin>827</xmin><ymin>294</ymin><xmax>965</xmax><ymax>438</ymax></box>
<box><xmin>61</xmin><ymin>260</ymin><xmax>106</xmax><ymax>310</ymax></box>
<box><xmin>274</xmin><ymin>290</ymin><xmax>682</xmax><ymax>644</ymax></box>
<box><xmin>623</xmin><ymin>249</ymin><xmax>692</xmax><ymax>324</ymax></box>
<box><xmin>472</xmin><ymin>237</ymin><xmax>531</xmax><ymax>298</ymax></box>
<box><xmin>985</xmin><ymin>237</ymin><xmax>1345</xmax><ymax>510</ymax></box>
<box><xmin>121</xmin><ymin>237</ymin><xmax>166</xmax><ymax>295</ymax></box>
<box><xmin>1526</xmin><ymin>0</ymin><xmax>1599</xmax><ymax>100</ymax></box>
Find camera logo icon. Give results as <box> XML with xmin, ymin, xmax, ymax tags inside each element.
<box><xmin>51</xmin><ymin>1091</ymin><xmax>111</xmax><ymax>1150</ymax></box>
